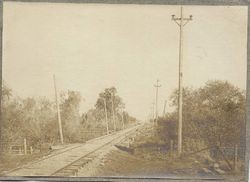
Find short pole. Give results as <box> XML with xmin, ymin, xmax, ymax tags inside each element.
<box><xmin>234</xmin><ymin>144</ymin><xmax>238</xmax><ymax>171</ymax></box>
<box><xmin>170</xmin><ymin>140</ymin><xmax>174</xmax><ymax>158</ymax></box>
<box><xmin>24</xmin><ymin>138</ymin><xmax>27</xmax><ymax>155</ymax></box>
<box><xmin>30</xmin><ymin>146</ymin><xmax>33</xmax><ymax>154</ymax></box>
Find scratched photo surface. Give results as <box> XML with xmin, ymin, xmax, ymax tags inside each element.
<box><xmin>0</xmin><ymin>2</ymin><xmax>247</xmax><ymax>180</ymax></box>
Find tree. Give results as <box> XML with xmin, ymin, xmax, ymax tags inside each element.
<box><xmin>95</xmin><ymin>87</ymin><xmax>124</xmax><ymax>130</ymax></box>
<box><xmin>95</xmin><ymin>87</ymin><xmax>124</xmax><ymax>115</ymax></box>
<box><xmin>82</xmin><ymin>87</ymin><xmax>136</xmax><ymax>132</ymax></box>
<box><xmin>197</xmin><ymin>80</ymin><xmax>245</xmax><ymax>147</ymax></box>
<box><xmin>36</xmin><ymin>98</ymin><xmax>57</xmax><ymax>144</ymax></box>
<box><xmin>159</xmin><ymin>80</ymin><xmax>245</xmax><ymax>152</ymax></box>
<box><xmin>60</xmin><ymin>90</ymin><xmax>82</xmax><ymax>142</ymax></box>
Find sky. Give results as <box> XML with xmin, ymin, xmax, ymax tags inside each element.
<box><xmin>2</xmin><ymin>2</ymin><xmax>248</xmax><ymax>121</ymax></box>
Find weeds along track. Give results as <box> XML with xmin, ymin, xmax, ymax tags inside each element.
<box><xmin>4</xmin><ymin>144</ymin><xmax>83</xmax><ymax>175</ymax></box>
<box><xmin>5</xmin><ymin>134</ymin><xmax>112</xmax><ymax>175</ymax></box>
<box><xmin>6</xmin><ymin>124</ymin><xmax>141</xmax><ymax>177</ymax></box>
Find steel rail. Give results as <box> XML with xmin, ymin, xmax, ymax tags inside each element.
<box><xmin>51</xmin><ymin>125</ymin><xmax>140</xmax><ymax>176</ymax></box>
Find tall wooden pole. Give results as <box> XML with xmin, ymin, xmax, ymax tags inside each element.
<box><xmin>121</xmin><ymin>109</ymin><xmax>125</xmax><ymax>130</ymax></box>
<box><xmin>111</xmin><ymin>92</ymin><xmax>116</xmax><ymax>131</ymax></box>
<box><xmin>178</xmin><ymin>7</ymin><xmax>184</xmax><ymax>156</ymax></box>
<box><xmin>103</xmin><ymin>98</ymin><xmax>109</xmax><ymax>135</ymax></box>
<box><xmin>172</xmin><ymin>7</ymin><xmax>193</xmax><ymax>155</ymax></box>
<box><xmin>163</xmin><ymin>100</ymin><xmax>167</xmax><ymax>117</ymax></box>
<box><xmin>151</xmin><ymin>102</ymin><xmax>155</xmax><ymax>120</ymax></box>
<box><xmin>154</xmin><ymin>80</ymin><xmax>161</xmax><ymax>121</ymax></box>
<box><xmin>53</xmin><ymin>75</ymin><xmax>64</xmax><ymax>144</ymax></box>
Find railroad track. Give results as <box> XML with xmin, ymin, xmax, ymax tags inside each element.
<box><xmin>6</xmin><ymin>124</ymin><xmax>141</xmax><ymax>177</ymax></box>
<box><xmin>52</xmin><ymin>125</ymin><xmax>140</xmax><ymax>176</ymax></box>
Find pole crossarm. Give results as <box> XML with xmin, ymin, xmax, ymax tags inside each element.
<box><xmin>154</xmin><ymin>79</ymin><xmax>162</xmax><ymax>88</ymax></box>
<box><xmin>172</xmin><ymin>14</ymin><xmax>193</xmax><ymax>27</ymax></box>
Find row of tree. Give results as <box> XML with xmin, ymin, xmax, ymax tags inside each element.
<box><xmin>82</xmin><ymin>87</ymin><xmax>136</xmax><ymax>131</ymax></box>
<box><xmin>1</xmin><ymin>83</ymin><xmax>136</xmax><ymax>150</ymax></box>
<box><xmin>155</xmin><ymin>80</ymin><xmax>245</xmax><ymax>155</ymax></box>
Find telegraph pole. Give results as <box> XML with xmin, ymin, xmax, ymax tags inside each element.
<box><xmin>121</xmin><ymin>108</ymin><xmax>125</xmax><ymax>130</ymax></box>
<box><xmin>103</xmin><ymin>98</ymin><xmax>109</xmax><ymax>135</ymax></box>
<box><xmin>151</xmin><ymin>102</ymin><xmax>155</xmax><ymax>120</ymax></box>
<box><xmin>163</xmin><ymin>100</ymin><xmax>167</xmax><ymax>117</ymax></box>
<box><xmin>111</xmin><ymin>92</ymin><xmax>116</xmax><ymax>131</ymax></box>
<box><xmin>53</xmin><ymin>74</ymin><xmax>64</xmax><ymax>144</ymax></box>
<box><xmin>172</xmin><ymin>7</ymin><xmax>193</xmax><ymax>155</ymax></box>
<box><xmin>154</xmin><ymin>80</ymin><xmax>161</xmax><ymax>121</ymax></box>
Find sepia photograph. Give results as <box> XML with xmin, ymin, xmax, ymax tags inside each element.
<box><xmin>0</xmin><ymin>1</ymin><xmax>248</xmax><ymax>181</ymax></box>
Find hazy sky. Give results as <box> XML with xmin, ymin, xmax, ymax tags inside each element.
<box><xmin>3</xmin><ymin>2</ymin><xmax>248</xmax><ymax>120</ymax></box>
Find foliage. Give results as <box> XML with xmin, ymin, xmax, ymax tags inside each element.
<box><xmin>1</xmin><ymin>84</ymin><xmax>137</xmax><ymax>149</ymax></box>
<box><xmin>82</xmin><ymin>87</ymin><xmax>136</xmax><ymax>131</ymax></box>
<box><xmin>60</xmin><ymin>91</ymin><xmax>82</xmax><ymax>143</ymax></box>
<box><xmin>157</xmin><ymin>80</ymin><xmax>246</xmax><ymax>152</ymax></box>
<box><xmin>1</xmin><ymin>85</ymin><xmax>58</xmax><ymax>147</ymax></box>
<box><xmin>1</xmin><ymin>82</ymin><xmax>84</xmax><ymax>147</ymax></box>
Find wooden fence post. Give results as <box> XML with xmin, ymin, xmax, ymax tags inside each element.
<box><xmin>24</xmin><ymin>138</ymin><xmax>27</xmax><ymax>155</ymax></box>
<box><xmin>170</xmin><ymin>140</ymin><xmax>174</xmax><ymax>158</ymax></box>
<box><xmin>217</xmin><ymin>146</ymin><xmax>233</xmax><ymax>171</ymax></box>
<box><xmin>234</xmin><ymin>144</ymin><xmax>238</xmax><ymax>172</ymax></box>
<box><xmin>30</xmin><ymin>146</ymin><xmax>33</xmax><ymax>154</ymax></box>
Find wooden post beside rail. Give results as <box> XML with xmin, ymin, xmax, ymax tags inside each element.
<box><xmin>24</xmin><ymin>138</ymin><xmax>27</xmax><ymax>155</ymax></box>
<box><xmin>170</xmin><ymin>140</ymin><xmax>174</xmax><ymax>158</ymax></box>
<box><xmin>234</xmin><ymin>144</ymin><xmax>238</xmax><ymax>172</ymax></box>
<box><xmin>30</xmin><ymin>146</ymin><xmax>33</xmax><ymax>154</ymax></box>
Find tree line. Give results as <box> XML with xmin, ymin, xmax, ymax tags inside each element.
<box><xmin>155</xmin><ymin>80</ymin><xmax>245</xmax><ymax>157</ymax></box>
<box><xmin>1</xmin><ymin>83</ymin><xmax>136</xmax><ymax>150</ymax></box>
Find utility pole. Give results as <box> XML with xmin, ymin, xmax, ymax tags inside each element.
<box><xmin>163</xmin><ymin>100</ymin><xmax>167</xmax><ymax>117</ymax></box>
<box><xmin>53</xmin><ymin>74</ymin><xmax>64</xmax><ymax>145</ymax></box>
<box><xmin>103</xmin><ymin>97</ymin><xmax>109</xmax><ymax>135</ymax></box>
<box><xmin>172</xmin><ymin>6</ymin><xmax>193</xmax><ymax>155</ymax></box>
<box><xmin>154</xmin><ymin>79</ymin><xmax>161</xmax><ymax>121</ymax></box>
<box><xmin>151</xmin><ymin>102</ymin><xmax>155</xmax><ymax>120</ymax></box>
<box><xmin>111</xmin><ymin>92</ymin><xmax>116</xmax><ymax>131</ymax></box>
<box><xmin>121</xmin><ymin>109</ymin><xmax>125</xmax><ymax>130</ymax></box>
